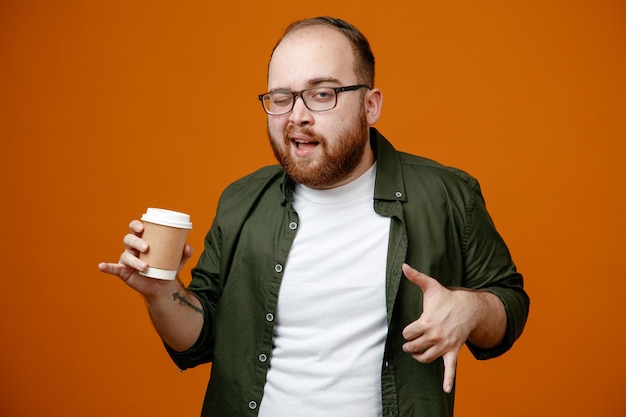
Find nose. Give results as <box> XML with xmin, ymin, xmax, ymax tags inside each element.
<box><xmin>288</xmin><ymin>96</ymin><xmax>313</xmax><ymax>126</ymax></box>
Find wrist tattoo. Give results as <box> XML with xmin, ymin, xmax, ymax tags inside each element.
<box><xmin>172</xmin><ymin>292</ymin><xmax>203</xmax><ymax>314</ymax></box>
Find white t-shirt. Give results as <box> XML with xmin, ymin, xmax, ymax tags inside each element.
<box><xmin>258</xmin><ymin>163</ymin><xmax>391</xmax><ymax>417</ymax></box>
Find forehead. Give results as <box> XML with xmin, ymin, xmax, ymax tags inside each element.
<box><xmin>268</xmin><ymin>26</ymin><xmax>356</xmax><ymax>90</ymax></box>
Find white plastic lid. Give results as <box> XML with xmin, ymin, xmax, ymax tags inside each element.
<box><xmin>141</xmin><ymin>208</ymin><xmax>193</xmax><ymax>229</ymax></box>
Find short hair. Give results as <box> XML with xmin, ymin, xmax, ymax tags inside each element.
<box><xmin>270</xmin><ymin>16</ymin><xmax>376</xmax><ymax>87</ymax></box>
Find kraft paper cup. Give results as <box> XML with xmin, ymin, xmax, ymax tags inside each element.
<box><xmin>138</xmin><ymin>208</ymin><xmax>192</xmax><ymax>280</ymax></box>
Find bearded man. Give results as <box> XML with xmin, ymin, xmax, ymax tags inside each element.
<box><xmin>99</xmin><ymin>16</ymin><xmax>529</xmax><ymax>417</ymax></box>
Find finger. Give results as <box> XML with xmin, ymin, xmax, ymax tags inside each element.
<box><xmin>402</xmin><ymin>263</ymin><xmax>436</xmax><ymax>292</ymax></box>
<box><xmin>402</xmin><ymin>321</ymin><xmax>424</xmax><ymax>340</ymax></box>
<box><xmin>401</xmin><ymin>329</ymin><xmax>434</xmax><ymax>357</ymax></box>
<box><xmin>404</xmin><ymin>342</ymin><xmax>429</xmax><ymax>357</ymax></box>
<box><xmin>120</xmin><ymin>250</ymin><xmax>148</xmax><ymax>271</ymax></box>
<box><xmin>404</xmin><ymin>342</ymin><xmax>437</xmax><ymax>364</ymax></box>
<box><xmin>98</xmin><ymin>262</ymin><xmax>113</xmax><ymax>274</ymax></box>
<box><xmin>405</xmin><ymin>336</ymin><xmax>441</xmax><ymax>361</ymax></box>
<box><xmin>123</xmin><ymin>233</ymin><xmax>148</xmax><ymax>254</ymax></box>
<box><xmin>98</xmin><ymin>262</ymin><xmax>127</xmax><ymax>277</ymax></box>
<box><xmin>411</xmin><ymin>351</ymin><xmax>434</xmax><ymax>364</ymax></box>
<box><xmin>129</xmin><ymin>219</ymin><xmax>144</xmax><ymax>235</ymax></box>
<box><xmin>442</xmin><ymin>351</ymin><xmax>458</xmax><ymax>393</ymax></box>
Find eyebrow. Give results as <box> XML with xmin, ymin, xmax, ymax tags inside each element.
<box><xmin>270</xmin><ymin>77</ymin><xmax>342</xmax><ymax>93</ymax></box>
<box><xmin>307</xmin><ymin>77</ymin><xmax>341</xmax><ymax>87</ymax></box>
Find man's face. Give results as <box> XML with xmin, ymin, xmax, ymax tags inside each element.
<box><xmin>266</xmin><ymin>26</ymin><xmax>374</xmax><ymax>189</ymax></box>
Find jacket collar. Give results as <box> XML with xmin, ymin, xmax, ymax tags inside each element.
<box><xmin>370</xmin><ymin>127</ymin><xmax>407</xmax><ymax>202</ymax></box>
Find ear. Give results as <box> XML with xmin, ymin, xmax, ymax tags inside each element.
<box><xmin>364</xmin><ymin>88</ymin><xmax>383</xmax><ymax>125</ymax></box>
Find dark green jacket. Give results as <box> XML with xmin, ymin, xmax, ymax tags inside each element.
<box><xmin>167</xmin><ymin>128</ymin><xmax>529</xmax><ymax>417</ymax></box>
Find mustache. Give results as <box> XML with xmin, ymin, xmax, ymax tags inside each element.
<box><xmin>284</xmin><ymin>125</ymin><xmax>324</xmax><ymax>144</ymax></box>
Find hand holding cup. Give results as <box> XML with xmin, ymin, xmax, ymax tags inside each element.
<box><xmin>98</xmin><ymin>208</ymin><xmax>194</xmax><ymax>295</ymax></box>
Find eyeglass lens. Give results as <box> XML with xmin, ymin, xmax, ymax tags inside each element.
<box><xmin>263</xmin><ymin>87</ymin><xmax>337</xmax><ymax>114</ymax></box>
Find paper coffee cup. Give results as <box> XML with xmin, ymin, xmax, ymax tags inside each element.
<box><xmin>138</xmin><ymin>208</ymin><xmax>192</xmax><ymax>280</ymax></box>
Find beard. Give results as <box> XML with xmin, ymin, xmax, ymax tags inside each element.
<box><xmin>268</xmin><ymin>107</ymin><xmax>370</xmax><ymax>188</ymax></box>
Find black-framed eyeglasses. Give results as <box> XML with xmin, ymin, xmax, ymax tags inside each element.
<box><xmin>258</xmin><ymin>84</ymin><xmax>371</xmax><ymax>115</ymax></box>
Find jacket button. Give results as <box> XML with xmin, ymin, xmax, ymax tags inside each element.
<box><xmin>259</xmin><ymin>353</ymin><xmax>268</xmax><ymax>362</ymax></box>
<box><xmin>289</xmin><ymin>221</ymin><xmax>298</xmax><ymax>230</ymax></box>
<box><xmin>248</xmin><ymin>401</ymin><xmax>257</xmax><ymax>410</ymax></box>
<box><xmin>274</xmin><ymin>264</ymin><xmax>283</xmax><ymax>273</ymax></box>
<box><xmin>266</xmin><ymin>313</ymin><xmax>274</xmax><ymax>322</ymax></box>
<box><xmin>395</xmin><ymin>191</ymin><xmax>403</xmax><ymax>198</ymax></box>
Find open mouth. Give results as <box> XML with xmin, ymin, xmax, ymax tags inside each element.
<box><xmin>293</xmin><ymin>138</ymin><xmax>319</xmax><ymax>149</ymax></box>
<box><xmin>291</xmin><ymin>138</ymin><xmax>319</xmax><ymax>156</ymax></box>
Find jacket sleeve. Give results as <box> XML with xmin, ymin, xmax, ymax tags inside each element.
<box><xmin>164</xmin><ymin>218</ymin><xmax>222</xmax><ymax>370</ymax></box>
<box><xmin>461</xmin><ymin>188</ymin><xmax>530</xmax><ymax>360</ymax></box>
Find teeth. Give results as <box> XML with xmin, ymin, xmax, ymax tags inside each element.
<box><xmin>294</xmin><ymin>139</ymin><xmax>309</xmax><ymax>149</ymax></box>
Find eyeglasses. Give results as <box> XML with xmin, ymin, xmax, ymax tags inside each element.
<box><xmin>258</xmin><ymin>84</ymin><xmax>371</xmax><ymax>115</ymax></box>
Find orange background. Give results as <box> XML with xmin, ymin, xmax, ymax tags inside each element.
<box><xmin>1</xmin><ymin>1</ymin><xmax>625</xmax><ymax>416</ymax></box>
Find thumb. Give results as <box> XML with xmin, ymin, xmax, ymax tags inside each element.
<box><xmin>177</xmin><ymin>244</ymin><xmax>195</xmax><ymax>273</ymax></box>
<box><xmin>402</xmin><ymin>263</ymin><xmax>436</xmax><ymax>292</ymax></box>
